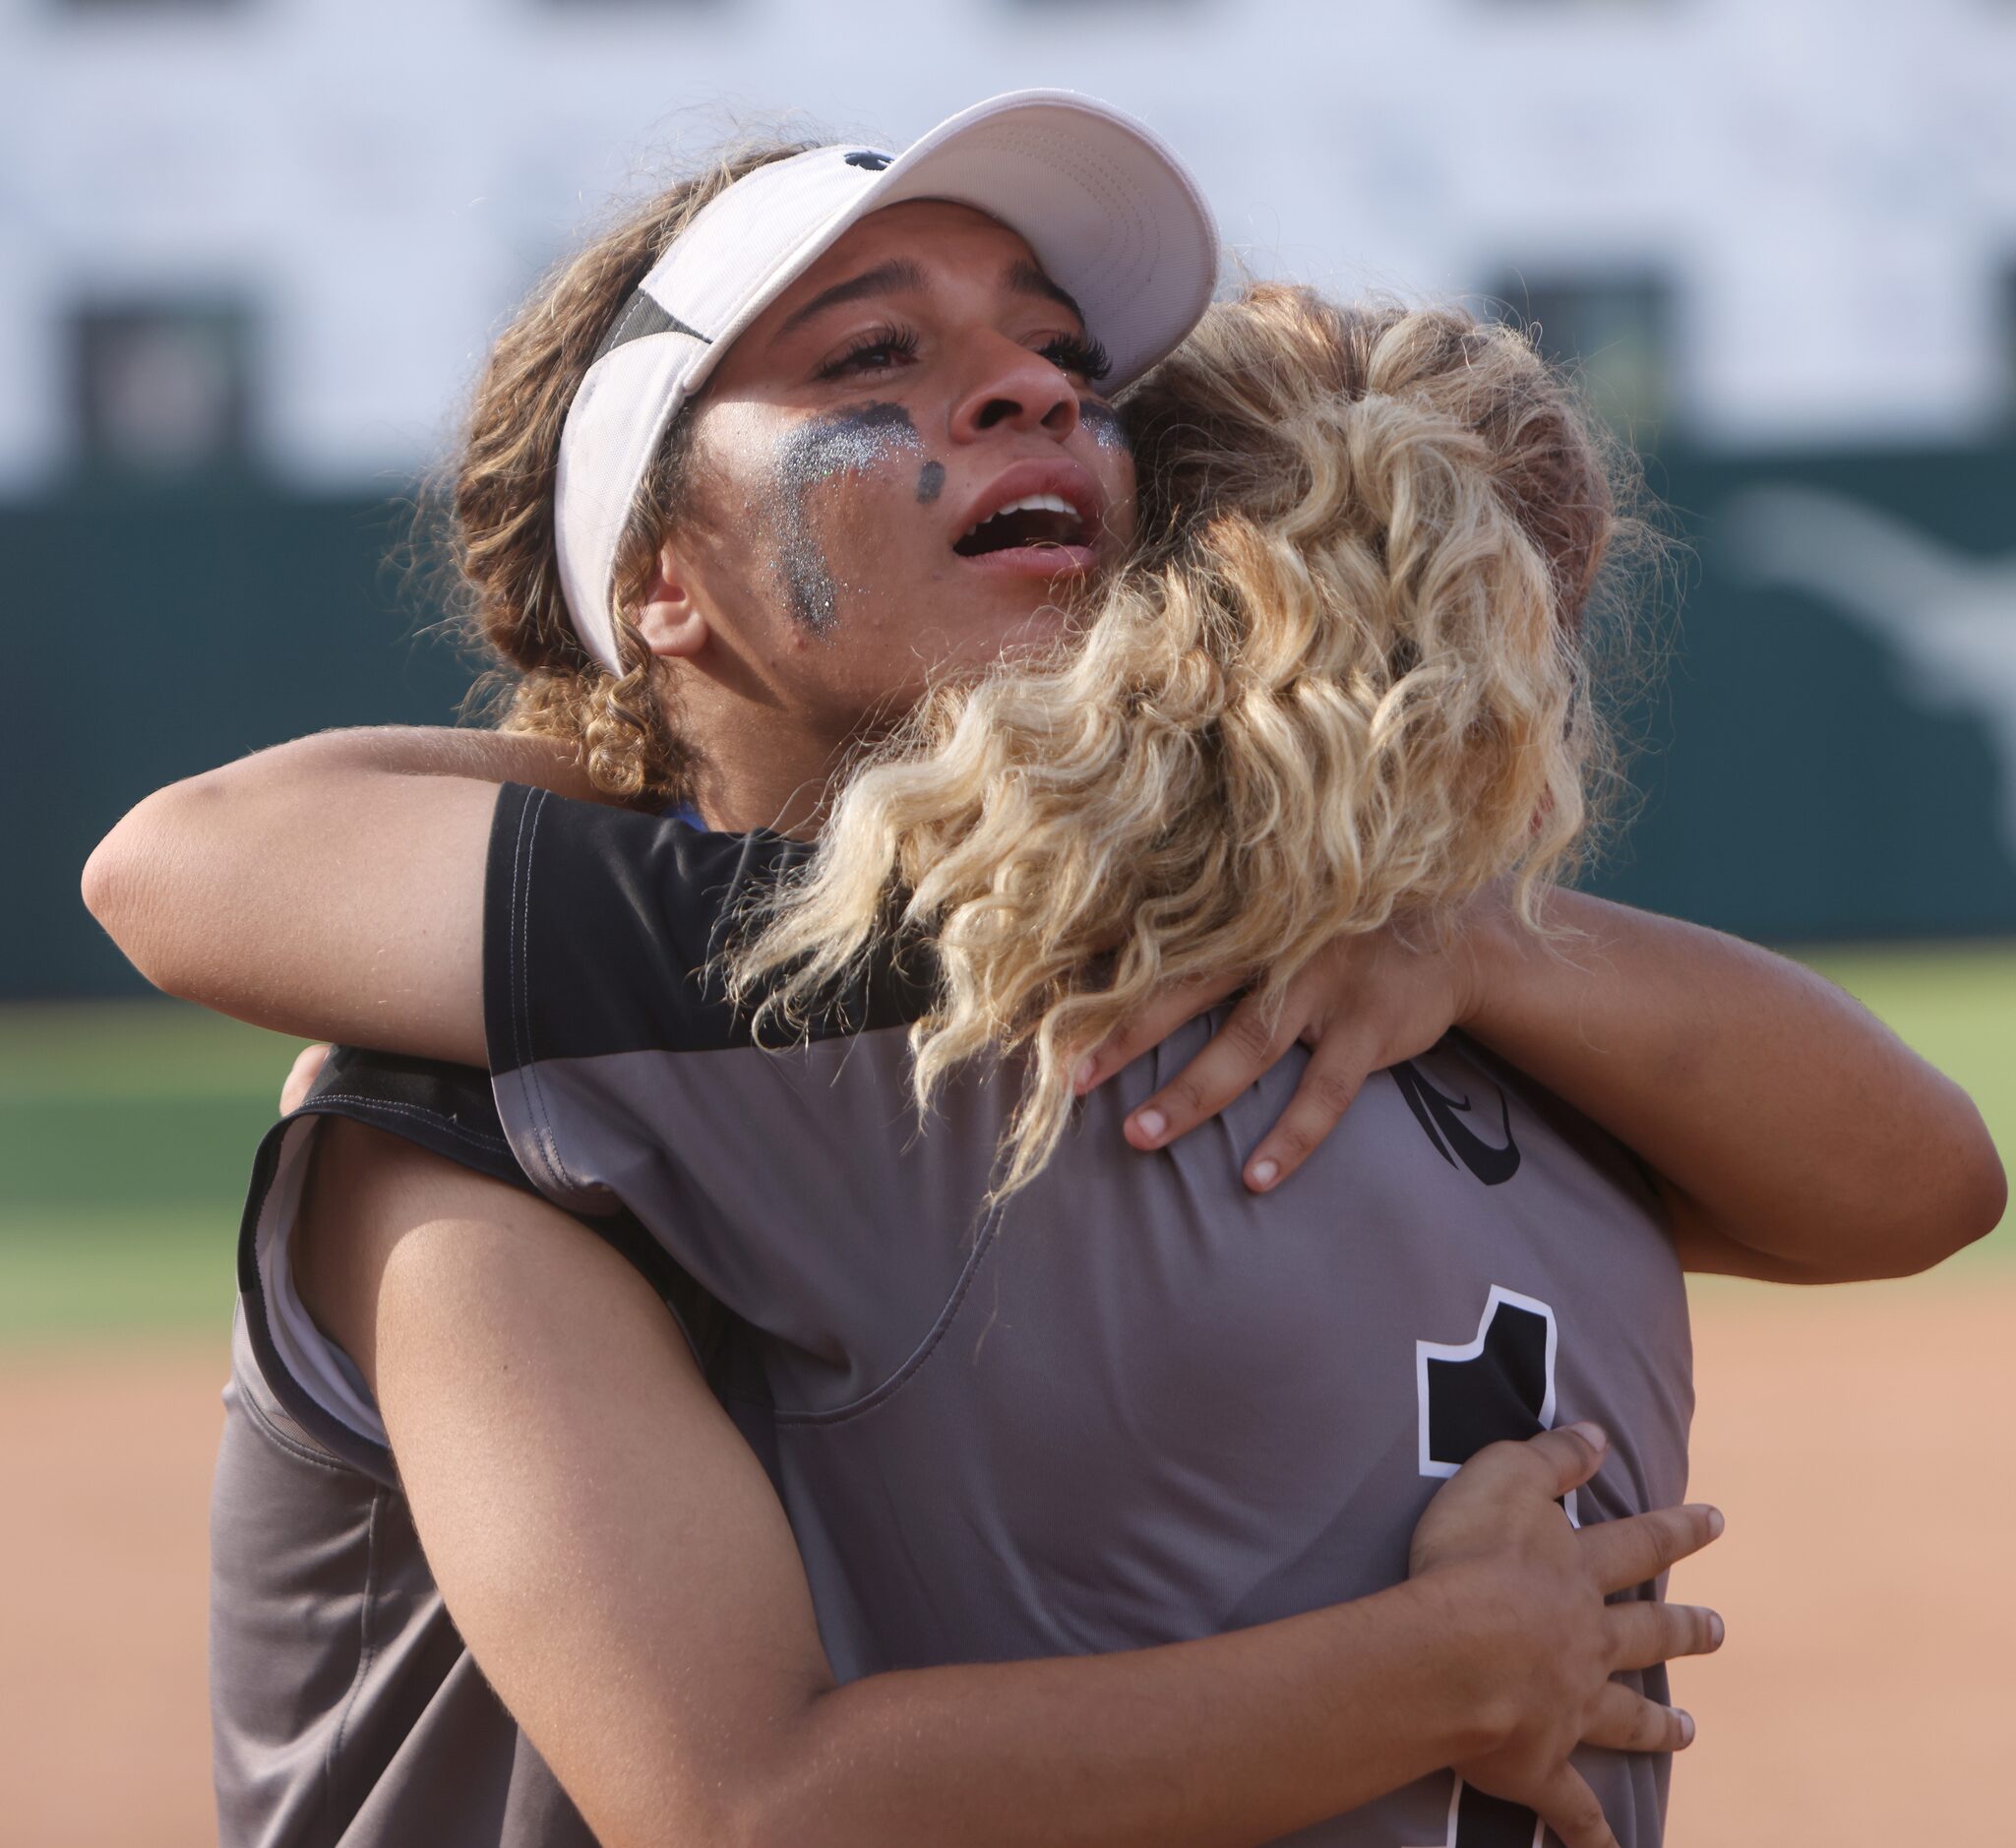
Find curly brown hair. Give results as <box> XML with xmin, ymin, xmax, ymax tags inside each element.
<box><xmin>447</xmin><ymin>137</ymin><xmax>814</xmax><ymax>806</ymax></box>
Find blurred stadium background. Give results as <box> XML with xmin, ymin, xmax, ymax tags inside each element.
<box><xmin>3</xmin><ymin>1</ymin><xmax>2011</xmax><ymax>1842</ymax></box>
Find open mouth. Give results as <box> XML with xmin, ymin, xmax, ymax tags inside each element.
<box><xmin>953</xmin><ymin>493</ymin><xmax>1092</xmax><ymax>558</ymax></box>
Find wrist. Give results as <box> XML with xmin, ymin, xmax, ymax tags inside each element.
<box><xmin>1453</xmin><ymin>881</ymin><xmax>1523</xmax><ymax>1034</ymax></box>
<box><xmin>1378</xmin><ymin>1567</ymin><xmax>1521</xmax><ymax>1763</ymax></box>
<box><xmin>332</xmin><ymin>725</ymin><xmax>606</xmax><ymax>804</ymax></box>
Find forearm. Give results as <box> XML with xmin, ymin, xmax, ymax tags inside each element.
<box><xmin>1467</xmin><ymin>888</ymin><xmax>2005</xmax><ymax>1279</ymax></box>
<box><xmin>738</xmin><ymin>1575</ymin><xmax>1498</xmax><ymax>1848</ymax></box>
<box><xmin>81</xmin><ymin>727</ymin><xmax>562</xmax><ymax>1058</ymax></box>
<box><xmin>317</xmin><ymin>723</ymin><xmax>607</xmax><ymax>794</ymax></box>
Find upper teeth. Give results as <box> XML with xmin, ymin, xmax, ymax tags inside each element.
<box><xmin>962</xmin><ymin>493</ymin><xmax>1079</xmax><ymax>541</ymax></box>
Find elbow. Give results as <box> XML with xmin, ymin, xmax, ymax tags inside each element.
<box><xmin>82</xmin><ymin>804</ymin><xmax>152</xmax><ymax>939</ymax></box>
<box><xmin>584</xmin><ymin>1697</ymin><xmax>840</xmax><ymax>1848</ymax></box>
<box><xmin>694</xmin><ymin>1703</ymin><xmax>858</xmax><ymax>1848</ymax></box>
<box><xmin>82</xmin><ymin>802</ymin><xmax>159</xmax><ymax>974</ymax></box>
<box><xmin>706</xmin><ymin>1805</ymin><xmax>808</xmax><ymax>1848</ymax></box>
<box><xmin>599</xmin><ymin>1784</ymin><xmax>825</xmax><ymax>1848</ymax></box>
<box><xmin>1942</xmin><ymin>1116</ymin><xmax>2007</xmax><ymax>1263</ymax></box>
<box><xmin>82</xmin><ymin>777</ymin><xmax>228</xmax><ymax>998</ymax></box>
<box><xmin>605</xmin><ymin>1816</ymin><xmax>781</xmax><ymax>1848</ymax></box>
<box><xmin>1868</xmin><ymin>1105</ymin><xmax>2006</xmax><ymax>1281</ymax></box>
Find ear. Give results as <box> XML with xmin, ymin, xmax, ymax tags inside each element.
<box><xmin>634</xmin><ymin>537</ymin><xmax>709</xmax><ymax>660</ymax></box>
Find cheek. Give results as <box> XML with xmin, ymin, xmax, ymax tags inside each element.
<box><xmin>767</xmin><ymin>402</ymin><xmax>939</xmax><ymax>635</ymax></box>
<box><xmin>1079</xmin><ymin>398</ymin><xmax>1132</xmax><ymax>461</ymax></box>
<box><xmin>1105</xmin><ymin>456</ymin><xmax>1140</xmax><ymax>547</ymax></box>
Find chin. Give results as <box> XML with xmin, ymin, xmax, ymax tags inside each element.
<box><xmin>973</xmin><ymin>597</ymin><xmax>1076</xmax><ymax>664</ymax></box>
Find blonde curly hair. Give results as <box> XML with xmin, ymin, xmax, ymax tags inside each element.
<box><xmin>728</xmin><ymin>283</ymin><xmax>1644</xmax><ymax>1199</ymax></box>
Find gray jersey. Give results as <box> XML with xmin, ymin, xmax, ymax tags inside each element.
<box><xmin>479</xmin><ymin>785</ymin><xmax>1694</xmax><ymax>1848</ymax></box>
<box><xmin>214</xmin><ymin>1048</ymin><xmax>749</xmax><ymax>1848</ymax></box>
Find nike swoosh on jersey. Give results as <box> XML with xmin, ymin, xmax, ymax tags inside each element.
<box><xmin>1388</xmin><ymin>1059</ymin><xmax>1521</xmax><ymax>1187</ymax></box>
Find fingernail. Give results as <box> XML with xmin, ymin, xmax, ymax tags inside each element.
<box><xmin>1131</xmin><ymin>1107</ymin><xmax>1167</xmax><ymax>1145</ymax></box>
<box><xmin>1701</xmin><ymin>1505</ymin><xmax>1725</xmax><ymax>1539</ymax></box>
<box><xmin>1073</xmin><ymin>1057</ymin><xmax>1096</xmax><ymax>1094</ymax></box>
<box><xmin>1565</xmin><ymin>1420</ymin><xmax>1609</xmax><ymax>1451</ymax></box>
<box><xmin>1250</xmin><ymin>1157</ymin><xmax>1279</xmax><ymax>1190</ymax></box>
<box><xmin>1677</xmin><ymin>1709</ymin><xmax>1695</xmax><ymax>1746</ymax></box>
<box><xmin>1709</xmin><ymin>1612</ymin><xmax>1725</xmax><ymax>1647</ymax></box>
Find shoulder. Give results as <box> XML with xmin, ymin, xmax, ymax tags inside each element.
<box><xmin>292</xmin><ymin>1117</ymin><xmax>527</xmax><ymax>1395</ymax></box>
<box><xmin>1447</xmin><ymin>1030</ymin><xmax>1665</xmax><ymax>1215</ymax></box>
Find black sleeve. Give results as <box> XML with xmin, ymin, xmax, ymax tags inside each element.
<box><xmin>482</xmin><ymin>782</ymin><xmax>932</xmax><ymax>1078</ymax></box>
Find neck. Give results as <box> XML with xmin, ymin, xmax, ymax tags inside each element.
<box><xmin>690</xmin><ymin>756</ymin><xmax>831</xmax><ymax>839</ymax></box>
<box><xmin>670</xmin><ymin>684</ymin><xmax>851</xmax><ymax>839</ymax></box>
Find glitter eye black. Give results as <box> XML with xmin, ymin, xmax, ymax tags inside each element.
<box><xmin>1040</xmin><ymin>335</ymin><xmax>1113</xmax><ymax>383</ymax></box>
<box><xmin>816</xmin><ymin>327</ymin><xmax>920</xmax><ymax>381</ymax></box>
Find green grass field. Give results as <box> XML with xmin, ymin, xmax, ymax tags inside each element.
<box><xmin>4</xmin><ymin>943</ymin><xmax>2013</xmax><ymax>1344</ymax></box>
<box><xmin>0</xmin><ymin>1003</ymin><xmax>309</xmax><ymax>1343</ymax></box>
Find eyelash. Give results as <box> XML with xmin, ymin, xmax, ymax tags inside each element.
<box><xmin>817</xmin><ymin>326</ymin><xmax>919</xmax><ymax>379</ymax></box>
<box><xmin>1041</xmin><ymin>334</ymin><xmax>1114</xmax><ymax>383</ymax></box>
<box><xmin>815</xmin><ymin>326</ymin><xmax>1114</xmax><ymax>384</ymax></box>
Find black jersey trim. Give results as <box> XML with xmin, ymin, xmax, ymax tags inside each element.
<box><xmin>484</xmin><ymin>782</ymin><xmax>938</xmax><ymax>1074</ymax></box>
<box><xmin>233</xmin><ymin>1045</ymin><xmax>740</xmax><ymax>1485</ymax></box>
<box><xmin>236</xmin><ymin>1115</ymin><xmax>394</xmax><ymax>1481</ymax></box>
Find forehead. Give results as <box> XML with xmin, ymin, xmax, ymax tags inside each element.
<box><xmin>701</xmin><ymin>199</ymin><xmax>1082</xmax><ymax>399</ymax></box>
<box><xmin>784</xmin><ymin>198</ymin><xmax>1043</xmax><ymax>302</ymax></box>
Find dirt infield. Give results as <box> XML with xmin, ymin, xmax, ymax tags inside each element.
<box><xmin>2</xmin><ymin>1341</ymin><xmax>222</xmax><ymax>1848</ymax></box>
<box><xmin>1666</xmin><ymin>1276</ymin><xmax>2013</xmax><ymax>1843</ymax></box>
<box><xmin>4</xmin><ymin>1277</ymin><xmax>2009</xmax><ymax>1846</ymax></box>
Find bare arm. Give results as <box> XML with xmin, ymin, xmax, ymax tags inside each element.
<box><xmin>80</xmin><ymin>727</ymin><xmax>566</xmax><ymax>1063</ymax></box>
<box><xmin>298</xmin><ymin>1124</ymin><xmax>1718</xmax><ymax>1848</ymax></box>
<box><xmin>1084</xmin><ymin>889</ymin><xmax>2004</xmax><ymax>1284</ymax></box>
<box><xmin>1461</xmin><ymin>889</ymin><xmax>2005</xmax><ymax>1280</ymax></box>
<box><xmin>92</xmin><ymin>724</ymin><xmax>1987</xmax><ymax>1285</ymax></box>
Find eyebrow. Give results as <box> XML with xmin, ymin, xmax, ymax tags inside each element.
<box><xmin>773</xmin><ymin>253</ymin><xmax>1090</xmax><ymax>344</ymax></box>
<box><xmin>774</xmin><ymin>259</ymin><xmax>928</xmax><ymax>339</ymax></box>
<box><xmin>1005</xmin><ymin>259</ymin><xmax>1086</xmax><ymax>328</ymax></box>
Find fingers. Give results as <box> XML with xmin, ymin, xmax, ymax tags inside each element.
<box><xmin>1529</xmin><ymin>1762</ymin><xmax>1619</xmax><ymax>1848</ymax></box>
<box><xmin>1578</xmin><ymin>1681</ymin><xmax>1697</xmax><ymax>1755</ymax></box>
<box><xmin>1493</xmin><ymin>1421</ymin><xmax>1611</xmax><ymax>1501</ymax></box>
<box><xmin>1073</xmin><ymin>971</ymin><xmax>1244</xmax><ymax>1098</ymax></box>
<box><xmin>1117</xmin><ymin>987</ymin><xmax>1301</xmax><ymax>1153</ymax></box>
<box><xmin>1606</xmin><ymin>1599</ymin><xmax>1725</xmax><ymax>1673</ymax></box>
<box><xmin>1239</xmin><ymin>1032</ymin><xmax>1377</xmax><ymax>1192</ymax></box>
<box><xmin>279</xmin><ymin>1042</ymin><xmax>332</xmax><ymax>1115</ymax></box>
<box><xmin>1580</xmin><ymin>1503</ymin><xmax>1725</xmax><ymax>1596</ymax></box>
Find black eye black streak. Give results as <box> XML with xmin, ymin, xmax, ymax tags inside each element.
<box><xmin>915</xmin><ymin>461</ymin><xmax>946</xmax><ymax>504</ymax></box>
<box><xmin>1078</xmin><ymin>399</ymin><xmax>1131</xmax><ymax>457</ymax></box>
<box><xmin>771</xmin><ymin>401</ymin><xmax>924</xmax><ymax>636</ymax></box>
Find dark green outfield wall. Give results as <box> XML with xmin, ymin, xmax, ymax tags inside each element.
<box><xmin>9</xmin><ymin>488</ymin><xmax>475</xmax><ymax>999</ymax></box>
<box><xmin>10</xmin><ymin>443</ymin><xmax>2016</xmax><ymax>999</ymax></box>
<box><xmin>1601</xmin><ymin>441</ymin><xmax>2016</xmax><ymax>941</ymax></box>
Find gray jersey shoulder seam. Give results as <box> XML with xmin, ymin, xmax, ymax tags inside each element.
<box><xmin>771</xmin><ymin>1197</ymin><xmax>1009</xmax><ymax>1429</ymax></box>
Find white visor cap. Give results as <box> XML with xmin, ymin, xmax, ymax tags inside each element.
<box><xmin>554</xmin><ymin>88</ymin><xmax>1219</xmax><ymax>673</ymax></box>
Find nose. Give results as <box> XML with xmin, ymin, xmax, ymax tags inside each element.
<box><xmin>947</xmin><ymin>333</ymin><xmax>1081</xmax><ymax>445</ymax></box>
